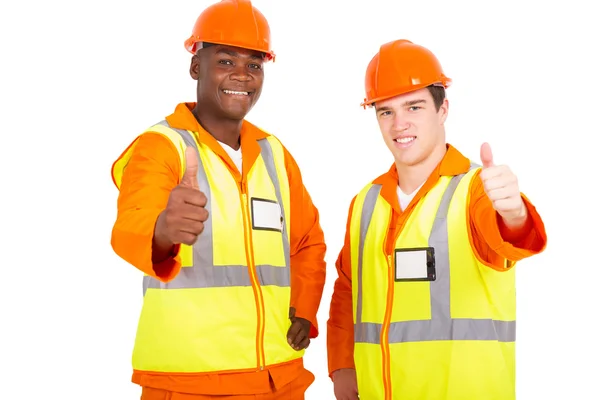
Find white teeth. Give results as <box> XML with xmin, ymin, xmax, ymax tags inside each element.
<box><xmin>395</xmin><ymin>136</ymin><xmax>416</xmax><ymax>144</ymax></box>
<box><xmin>223</xmin><ymin>90</ymin><xmax>249</xmax><ymax>95</ymax></box>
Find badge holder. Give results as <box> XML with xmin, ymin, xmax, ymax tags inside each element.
<box><xmin>394</xmin><ymin>247</ymin><xmax>436</xmax><ymax>282</ymax></box>
<box><xmin>251</xmin><ymin>197</ymin><xmax>283</xmax><ymax>232</ymax></box>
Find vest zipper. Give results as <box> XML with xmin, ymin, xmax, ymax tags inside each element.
<box><xmin>240</xmin><ymin>184</ymin><xmax>266</xmax><ymax>371</ymax></box>
<box><xmin>381</xmin><ymin>253</ymin><xmax>394</xmax><ymax>400</ymax></box>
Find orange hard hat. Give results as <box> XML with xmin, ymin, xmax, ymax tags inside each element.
<box><xmin>361</xmin><ymin>39</ymin><xmax>451</xmax><ymax>108</ymax></box>
<box><xmin>184</xmin><ymin>0</ymin><xmax>275</xmax><ymax>61</ymax></box>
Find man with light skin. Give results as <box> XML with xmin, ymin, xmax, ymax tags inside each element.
<box><xmin>327</xmin><ymin>39</ymin><xmax>547</xmax><ymax>400</ymax></box>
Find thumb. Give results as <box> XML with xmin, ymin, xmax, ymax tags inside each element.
<box><xmin>181</xmin><ymin>146</ymin><xmax>199</xmax><ymax>188</ymax></box>
<box><xmin>480</xmin><ymin>142</ymin><xmax>494</xmax><ymax>168</ymax></box>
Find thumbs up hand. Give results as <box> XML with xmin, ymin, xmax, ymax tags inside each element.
<box><xmin>156</xmin><ymin>146</ymin><xmax>209</xmax><ymax>246</ymax></box>
<box><xmin>479</xmin><ymin>142</ymin><xmax>527</xmax><ymax>224</ymax></box>
<box><xmin>180</xmin><ymin>145</ymin><xmax>200</xmax><ymax>189</ymax></box>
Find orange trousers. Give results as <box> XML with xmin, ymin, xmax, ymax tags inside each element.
<box><xmin>140</xmin><ymin>369</ymin><xmax>314</xmax><ymax>400</ymax></box>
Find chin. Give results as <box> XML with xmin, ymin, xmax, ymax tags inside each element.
<box><xmin>394</xmin><ymin>150</ymin><xmax>425</xmax><ymax>167</ymax></box>
<box><xmin>219</xmin><ymin>95</ymin><xmax>258</xmax><ymax>121</ymax></box>
<box><xmin>222</xmin><ymin>106</ymin><xmax>252</xmax><ymax>120</ymax></box>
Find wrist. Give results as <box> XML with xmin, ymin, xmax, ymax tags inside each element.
<box><xmin>500</xmin><ymin>200</ymin><xmax>528</xmax><ymax>229</ymax></box>
<box><xmin>332</xmin><ymin>368</ymin><xmax>355</xmax><ymax>381</ymax></box>
<box><xmin>152</xmin><ymin>211</ymin><xmax>175</xmax><ymax>263</ymax></box>
<box><xmin>332</xmin><ymin>369</ymin><xmax>341</xmax><ymax>381</ymax></box>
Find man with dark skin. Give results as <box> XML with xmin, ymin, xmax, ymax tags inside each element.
<box><xmin>153</xmin><ymin>42</ymin><xmax>313</xmax><ymax>349</ymax></box>
<box><xmin>110</xmin><ymin>1</ymin><xmax>326</xmax><ymax>398</ymax></box>
<box><xmin>153</xmin><ymin>42</ymin><xmax>313</xmax><ymax>350</ymax></box>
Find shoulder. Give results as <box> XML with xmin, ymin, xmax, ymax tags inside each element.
<box><xmin>345</xmin><ymin>173</ymin><xmax>386</xmax><ymax>217</ymax></box>
<box><xmin>462</xmin><ymin>162</ymin><xmax>484</xmax><ymax>197</ymax></box>
<box><xmin>123</xmin><ymin>122</ymin><xmax>185</xmax><ymax>165</ymax></box>
<box><xmin>111</xmin><ymin>121</ymin><xmax>184</xmax><ymax>189</ymax></box>
<box><xmin>248</xmin><ymin>121</ymin><xmax>302</xmax><ymax>170</ymax></box>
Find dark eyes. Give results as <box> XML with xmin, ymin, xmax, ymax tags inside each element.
<box><xmin>218</xmin><ymin>59</ymin><xmax>262</xmax><ymax>70</ymax></box>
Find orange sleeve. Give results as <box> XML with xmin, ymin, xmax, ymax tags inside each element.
<box><xmin>468</xmin><ymin>170</ymin><xmax>547</xmax><ymax>270</ymax></box>
<box><xmin>326</xmin><ymin>197</ymin><xmax>357</xmax><ymax>377</ymax></box>
<box><xmin>282</xmin><ymin>146</ymin><xmax>327</xmax><ymax>339</ymax></box>
<box><xmin>110</xmin><ymin>132</ymin><xmax>183</xmax><ymax>282</ymax></box>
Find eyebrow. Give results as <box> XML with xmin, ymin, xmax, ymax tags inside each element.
<box><xmin>216</xmin><ymin>48</ymin><xmax>263</xmax><ymax>60</ymax></box>
<box><xmin>376</xmin><ymin>99</ymin><xmax>427</xmax><ymax>112</ymax></box>
<box><xmin>403</xmin><ymin>99</ymin><xmax>426</xmax><ymax>107</ymax></box>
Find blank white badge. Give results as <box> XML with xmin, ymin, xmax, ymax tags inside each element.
<box><xmin>251</xmin><ymin>198</ymin><xmax>283</xmax><ymax>232</ymax></box>
<box><xmin>395</xmin><ymin>248</ymin><xmax>430</xmax><ymax>280</ymax></box>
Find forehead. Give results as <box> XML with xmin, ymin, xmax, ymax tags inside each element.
<box><xmin>376</xmin><ymin>88</ymin><xmax>433</xmax><ymax>109</ymax></box>
<box><xmin>209</xmin><ymin>44</ymin><xmax>264</xmax><ymax>60</ymax></box>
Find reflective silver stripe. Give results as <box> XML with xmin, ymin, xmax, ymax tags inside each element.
<box><xmin>354</xmin><ymin>164</ymin><xmax>515</xmax><ymax>344</ymax></box>
<box><xmin>355</xmin><ymin>319</ymin><xmax>516</xmax><ymax>343</ymax></box>
<box><xmin>257</xmin><ymin>140</ymin><xmax>291</xmax><ymax>271</ymax></box>
<box><xmin>144</xmin><ymin>264</ymin><xmax>290</xmax><ymax>290</ymax></box>
<box><xmin>356</xmin><ymin>184</ymin><xmax>383</xmax><ymax>326</ymax></box>
<box><xmin>142</xmin><ymin>121</ymin><xmax>290</xmax><ymax>295</ymax></box>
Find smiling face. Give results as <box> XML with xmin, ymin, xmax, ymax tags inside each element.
<box><xmin>375</xmin><ymin>87</ymin><xmax>449</xmax><ymax>167</ymax></box>
<box><xmin>190</xmin><ymin>43</ymin><xmax>265</xmax><ymax>121</ymax></box>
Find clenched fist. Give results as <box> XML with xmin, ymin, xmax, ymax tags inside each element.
<box><xmin>479</xmin><ymin>142</ymin><xmax>527</xmax><ymax>225</ymax></box>
<box><xmin>154</xmin><ymin>146</ymin><xmax>209</xmax><ymax>251</ymax></box>
<box><xmin>287</xmin><ymin>307</ymin><xmax>311</xmax><ymax>351</ymax></box>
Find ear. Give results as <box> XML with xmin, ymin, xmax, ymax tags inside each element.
<box><xmin>438</xmin><ymin>98</ymin><xmax>449</xmax><ymax>125</ymax></box>
<box><xmin>190</xmin><ymin>55</ymin><xmax>200</xmax><ymax>81</ymax></box>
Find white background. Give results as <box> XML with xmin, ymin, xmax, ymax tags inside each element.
<box><xmin>1</xmin><ymin>0</ymin><xmax>598</xmax><ymax>399</ymax></box>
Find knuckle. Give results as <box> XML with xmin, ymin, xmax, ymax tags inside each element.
<box><xmin>200</xmin><ymin>209</ymin><xmax>209</xmax><ymax>221</ymax></box>
<box><xmin>199</xmin><ymin>190</ymin><xmax>208</xmax><ymax>202</ymax></box>
<box><xmin>192</xmin><ymin>191</ymin><xmax>206</xmax><ymax>204</ymax></box>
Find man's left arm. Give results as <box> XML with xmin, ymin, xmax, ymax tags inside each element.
<box><xmin>469</xmin><ymin>143</ymin><xmax>548</xmax><ymax>268</ymax></box>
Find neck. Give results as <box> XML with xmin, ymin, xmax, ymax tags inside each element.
<box><xmin>396</xmin><ymin>143</ymin><xmax>447</xmax><ymax>194</ymax></box>
<box><xmin>193</xmin><ymin>106</ymin><xmax>243</xmax><ymax>150</ymax></box>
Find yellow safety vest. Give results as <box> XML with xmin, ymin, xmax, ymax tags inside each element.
<box><xmin>349</xmin><ymin>165</ymin><xmax>517</xmax><ymax>400</ymax></box>
<box><xmin>113</xmin><ymin>120</ymin><xmax>303</xmax><ymax>373</ymax></box>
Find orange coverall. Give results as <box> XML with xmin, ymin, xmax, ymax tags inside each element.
<box><xmin>327</xmin><ymin>145</ymin><xmax>548</xmax><ymax>376</ymax></box>
<box><xmin>111</xmin><ymin>103</ymin><xmax>327</xmax><ymax>398</ymax></box>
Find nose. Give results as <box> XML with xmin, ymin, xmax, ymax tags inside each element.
<box><xmin>230</xmin><ymin>64</ymin><xmax>251</xmax><ymax>82</ymax></box>
<box><xmin>392</xmin><ymin>114</ymin><xmax>410</xmax><ymax>131</ymax></box>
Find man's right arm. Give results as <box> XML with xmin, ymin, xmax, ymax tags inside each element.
<box><xmin>110</xmin><ymin>132</ymin><xmax>182</xmax><ymax>282</ymax></box>
<box><xmin>327</xmin><ymin>197</ymin><xmax>357</xmax><ymax>378</ymax></box>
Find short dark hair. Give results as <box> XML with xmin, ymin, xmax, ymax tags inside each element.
<box><xmin>371</xmin><ymin>84</ymin><xmax>446</xmax><ymax>110</ymax></box>
<box><xmin>426</xmin><ymin>85</ymin><xmax>446</xmax><ymax>111</ymax></box>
